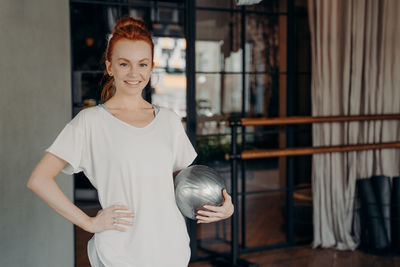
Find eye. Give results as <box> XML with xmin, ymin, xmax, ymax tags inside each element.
<box><xmin>120</xmin><ymin>63</ymin><xmax>128</xmax><ymax>67</ymax></box>
<box><xmin>140</xmin><ymin>63</ymin><xmax>148</xmax><ymax>67</ymax></box>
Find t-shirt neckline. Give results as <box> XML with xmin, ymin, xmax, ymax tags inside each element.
<box><xmin>98</xmin><ymin>103</ymin><xmax>161</xmax><ymax>131</ymax></box>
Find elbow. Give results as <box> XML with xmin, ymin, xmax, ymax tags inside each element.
<box><xmin>26</xmin><ymin>175</ymin><xmax>41</xmax><ymax>191</ymax></box>
<box><xmin>26</xmin><ymin>177</ymin><xmax>36</xmax><ymax>190</ymax></box>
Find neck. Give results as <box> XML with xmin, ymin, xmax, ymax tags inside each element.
<box><xmin>106</xmin><ymin>91</ymin><xmax>150</xmax><ymax>111</ymax></box>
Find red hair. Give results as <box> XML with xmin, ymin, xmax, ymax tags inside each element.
<box><xmin>100</xmin><ymin>16</ymin><xmax>154</xmax><ymax>103</ymax></box>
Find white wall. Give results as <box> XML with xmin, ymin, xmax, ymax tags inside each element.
<box><xmin>0</xmin><ymin>1</ymin><xmax>74</xmax><ymax>266</ymax></box>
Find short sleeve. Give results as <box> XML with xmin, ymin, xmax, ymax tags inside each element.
<box><xmin>172</xmin><ymin>118</ymin><xmax>198</xmax><ymax>173</ymax></box>
<box><xmin>45</xmin><ymin>112</ymin><xmax>86</xmax><ymax>175</ymax></box>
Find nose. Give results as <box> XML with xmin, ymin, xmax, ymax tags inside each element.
<box><xmin>128</xmin><ymin>66</ymin><xmax>138</xmax><ymax>77</ymax></box>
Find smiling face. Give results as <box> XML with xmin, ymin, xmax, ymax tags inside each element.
<box><xmin>106</xmin><ymin>39</ymin><xmax>153</xmax><ymax>96</ymax></box>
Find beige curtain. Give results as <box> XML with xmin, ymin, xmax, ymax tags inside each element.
<box><xmin>308</xmin><ymin>0</ymin><xmax>400</xmax><ymax>250</ymax></box>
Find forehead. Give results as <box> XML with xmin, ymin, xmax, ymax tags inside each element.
<box><xmin>112</xmin><ymin>39</ymin><xmax>152</xmax><ymax>61</ymax></box>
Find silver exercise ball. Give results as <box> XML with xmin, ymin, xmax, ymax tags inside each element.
<box><xmin>174</xmin><ymin>165</ymin><xmax>227</xmax><ymax>220</ymax></box>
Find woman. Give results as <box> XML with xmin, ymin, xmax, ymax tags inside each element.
<box><xmin>27</xmin><ymin>16</ymin><xmax>234</xmax><ymax>267</ymax></box>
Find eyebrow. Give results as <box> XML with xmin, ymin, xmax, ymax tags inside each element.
<box><xmin>117</xmin><ymin>57</ymin><xmax>150</xmax><ymax>62</ymax></box>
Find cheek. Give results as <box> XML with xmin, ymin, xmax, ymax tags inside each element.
<box><xmin>141</xmin><ymin>69</ymin><xmax>152</xmax><ymax>79</ymax></box>
<box><xmin>114</xmin><ymin>68</ymin><xmax>128</xmax><ymax>78</ymax></box>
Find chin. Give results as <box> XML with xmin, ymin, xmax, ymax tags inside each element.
<box><xmin>125</xmin><ymin>87</ymin><xmax>146</xmax><ymax>95</ymax></box>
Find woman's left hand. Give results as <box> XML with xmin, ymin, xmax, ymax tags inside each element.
<box><xmin>196</xmin><ymin>189</ymin><xmax>234</xmax><ymax>224</ymax></box>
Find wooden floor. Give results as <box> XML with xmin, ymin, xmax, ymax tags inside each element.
<box><xmin>75</xmin><ymin>221</ymin><xmax>400</xmax><ymax>267</ymax></box>
<box><xmin>189</xmin><ymin>246</ymin><xmax>400</xmax><ymax>267</ymax></box>
<box><xmin>74</xmin><ymin>162</ymin><xmax>398</xmax><ymax>266</ymax></box>
<box><xmin>74</xmin><ymin>192</ymin><xmax>400</xmax><ymax>266</ymax></box>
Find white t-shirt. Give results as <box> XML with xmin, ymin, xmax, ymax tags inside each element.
<box><xmin>45</xmin><ymin>104</ymin><xmax>198</xmax><ymax>267</ymax></box>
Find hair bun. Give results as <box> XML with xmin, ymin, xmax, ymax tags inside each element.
<box><xmin>112</xmin><ymin>16</ymin><xmax>147</xmax><ymax>34</ymax></box>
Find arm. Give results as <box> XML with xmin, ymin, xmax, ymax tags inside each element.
<box><xmin>27</xmin><ymin>152</ymin><xmax>94</xmax><ymax>233</ymax></box>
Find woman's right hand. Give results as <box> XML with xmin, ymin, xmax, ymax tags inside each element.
<box><xmin>88</xmin><ymin>205</ymin><xmax>134</xmax><ymax>233</ymax></box>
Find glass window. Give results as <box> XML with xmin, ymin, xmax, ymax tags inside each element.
<box><xmin>245</xmin><ymin>0</ymin><xmax>287</xmax><ymax>13</ymax></box>
<box><xmin>196</xmin><ymin>10</ymin><xmax>242</xmax><ymax>72</ymax></box>
<box><xmin>196</xmin><ymin>0</ymin><xmax>241</xmax><ymax>9</ymax></box>
<box><xmin>246</xmin><ymin>13</ymin><xmax>282</xmax><ymax>73</ymax></box>
<box><xmin>195</xmin><ymin>73</ymin><xmax>245</xmax><ymax>119</ymax></box>
<box><xmin>150</xmin><ymin>36</ymin><xmax>187</xmax><ymax>117</ymax></box>
<box><xmin>71</xmin><ymin>4</ymin><xmax>109</xmax><ymax>71</ymax></box>
<box><xmin>245</xmin><ymin>74</ymin><xmax>280</xmax><ymax>118</ymax></box>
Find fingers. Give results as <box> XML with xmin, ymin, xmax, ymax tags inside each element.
<box><xmin>113</xmin><ymin>225</ymin><xmax>128</xmax><ymax>232</ymax></box>
<box><xmin>112</xmin><ymin>211</ymin><xmax>134</xmax><ymax>231</ymax></box>
<box><xmin>222</xmin><ymin>189</ymin><xmax>228</xmax><ymax>197</ymax></box>
<box><xmin>114</xmin><ymin>212</ymin><xmax>135</xmax><ymax>219</ymax></box>
<box><xmin>222</xmin><ymin>189</ymin><xmax>232</xmax><ymax>201</ymax></box>
<box><xmin>196</xmin><ymin>209</ymin><xmax>225</xmax><ymax>224</ymax></box>
<box><xmin>107</xmin><ymin>205</ymin><xmax>135</xmax><ymax>232</ymax></box>
<box><xmin>197</xmin><ymin>190</ymin><xmax>234</xmax><ymax>224</ymax></box>
<box><xmin>109</xmin><ymin>205</ymin><xmax>134</xmax><ymax>220</ymax></box>
<box><xmin>91</xmin><ymin>204</ymin><xmax>136</xmax><ymax>233</ymax></box>
<box><xmin>196</xmin><ymin>214</ymin><xmax>221</xmax><ymax>224</ymax></box>
<box><xmin>113</xmin><ymin>218</ymin><xmax>133</xmax><ymax>226</ymax></box>
<box><xmin>202</xmin><ymin>205</ymin><xmax>223</xmax><ymax>212</ymax></box>
<box><xmin>202</xmin><ymin>200</ymin><xmax>228</xmax><ymax>211</ymax></box>
<box><xmin>197</xmin><ymin>209</ymin><xmax>223</xmax><ymax>218</ymax></box>
<box><xmin>203</xmin><ymin>190</ymin><xmax>231</xmax><ymax>209</ymax></box>
<box><xmin>111</xmin><ymin>205</ymin><xmax>129</xmax><ymax>211</ymax></box>
<box><xmin>109</xmin><ymin>216</ymin><xmax>133</xmax><ymax>232</ymax></box>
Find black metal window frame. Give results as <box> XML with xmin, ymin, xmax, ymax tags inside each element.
<box><xmin>187</xmin><ymin>0</ymin><xmax>312</xmax><ymax>265</ymax></box>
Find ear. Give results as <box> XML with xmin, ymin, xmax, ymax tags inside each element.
<box><xmin>105</xmin><ymin>60</ymin><xmax>112</xmax><ymax>75</ymax></box>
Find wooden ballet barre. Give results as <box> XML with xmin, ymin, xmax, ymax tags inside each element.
<box><xmin>234</xmin><ymin>114</ymin><xmax>400</xmax><ymax>126</ymax></box>
<box><xmin>225</xmin><ymin>142</ymin><xmax>400</xmax><ymax>160</ymax></box>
